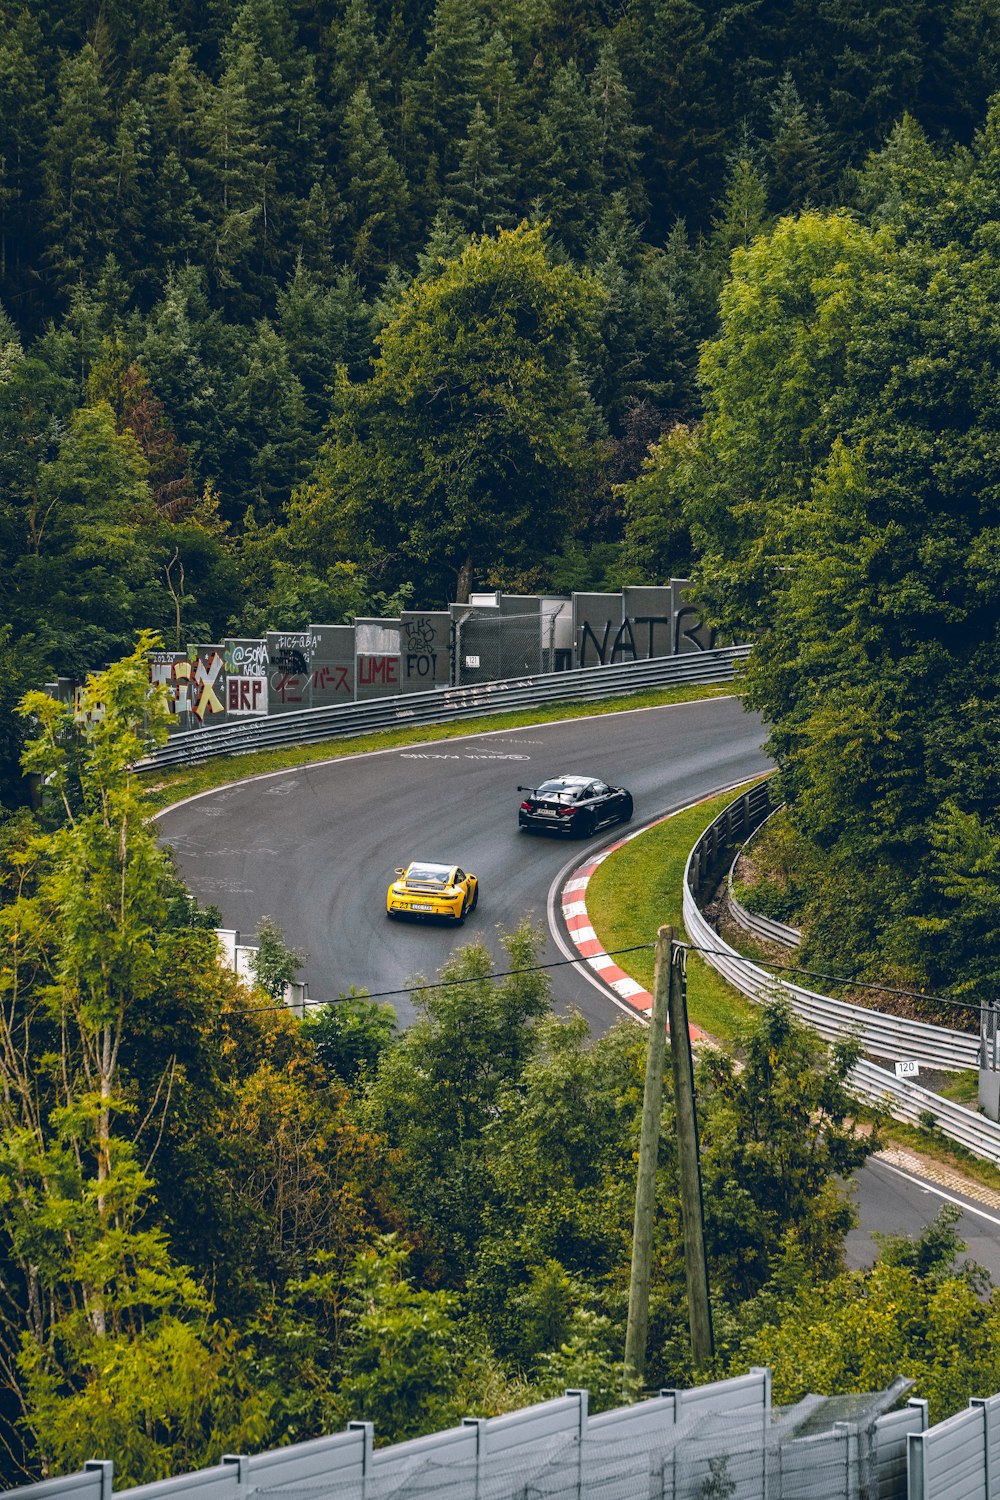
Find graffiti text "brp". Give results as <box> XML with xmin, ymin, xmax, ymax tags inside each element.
<box><xmin>227</xmin><ymin>676</ymin><xmax>267</xmax><ymax>715</ymax></box>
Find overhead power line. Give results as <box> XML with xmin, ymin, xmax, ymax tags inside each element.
<box><xmin>219</xmin><ymin>940</ymin><xmax>986</xmax><ymax>1020</ymax></box>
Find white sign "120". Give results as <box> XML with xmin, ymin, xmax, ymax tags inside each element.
<box><xmin>894</xmin><ymin>1059</ymin><xmax>920</xmax><ymax>1078</ymax></box>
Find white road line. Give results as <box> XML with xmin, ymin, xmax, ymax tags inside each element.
<box><xmin>153</xmin><ymin>694</ymin><xmax>739</xmax><ymax>819</ymax></box>
<box><xmin>875</xmin><ymin>1159</ymin><xmax>1000</xmax><ymax>1230</ymax></box>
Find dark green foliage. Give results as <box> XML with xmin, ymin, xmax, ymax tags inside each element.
<box><xmin>2</xmin><ymin>0</ymin><xmax>996</xmax><ymax>708</ymax></box>
<box><xmin>303</xmin><ymin>993</ymin><xmax>397</xmax><ymax>1084</ymax></box>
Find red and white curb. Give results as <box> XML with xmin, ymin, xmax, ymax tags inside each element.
<box><xmin>555</xmin><ymin>787</ymin><xmax>764</xmax><ymax>1037</ymax></box>
<box><xmin>560</xmin><ymin>848</ymin><xmax>660</xmax><ymax>1015</ymax></box>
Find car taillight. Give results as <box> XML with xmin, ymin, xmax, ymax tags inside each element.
<box><xmin>558</xmin><ymin>805</ymin><xmax>575</xmax><ymax>816</ymax></box>
<box><xmin>520</xmin><ymin>800</ymin><xmax>532</xmax><ymax>811</ymax></box>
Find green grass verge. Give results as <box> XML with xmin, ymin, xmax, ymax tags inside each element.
<box><xmin>585</xmin><ymin>784</ymin><xmax>763</xmax><ymax>1046</ymax></box>
<box><xmin>141</xmin><ymin>683</ymin><xmax>733</xmax><ymax>813</ymax></box>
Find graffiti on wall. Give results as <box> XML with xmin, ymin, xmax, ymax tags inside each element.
<box><xmin>191</xmin><ymin>648</ymin><xmax>226</xmax><ymax>720</ymax></box>
<box><xmin>121</xmin><ymin>586</ymin><xmax>723</xmax><ymax>731</ymax></box>
<box><xmin>400</xmin><ymin>612</ymin><xmax>450</xmax><ymax>691</ymax></box>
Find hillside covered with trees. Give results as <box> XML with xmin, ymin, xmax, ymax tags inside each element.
<box><xmin>3</xmin><ymin>0</ymin><xmax>1000</xmax><ymax>1478</ymax></box>
<box><xmin>3</xmin><ymin>0</ymin><xmax>1000</xmax><ymax>718</ymax></box>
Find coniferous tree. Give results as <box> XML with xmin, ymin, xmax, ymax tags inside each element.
<box><xmin>443</xmin><ymin>103</ymin><xmax>514</xmax><ymax>234</ymax></box>
<box><xmin>328</xmin><ymin>0</ymin><xmax>386</xmax><ymax>113</ymax></box>
<box><xmin>42</xmin><ymin>45</ymin><xmax>118</xmax><ymax>294</ymax></box>
<box><xmin>613</xmin><ymin>0</ymin><xmax>724</xmax><ymax>235</ymax></box>
<box><xmin>767</xmin><ymin>72</ymin><xmax>830</xmax><ymax>214</ymax></box>
<box><xmin>710</xmin><ymin>131</ymin><xmax>770</xmax><ymax>265</ymax></box>
<box><xmin>0</xmin><ymin>11</ymin><xmax>47</xmax><ymax>306</ymax></box>
<box><xmin>533</xmin><ymin>61</ymin><xmax>605</xmax><ymax>257</ymax></box>
<box><xmin>341</xmin><ymin>83</ymin><xmax>409</xmax><ymax>282</ymax></box>
<box><xmin>404</xmin><ymin>0</ymin><xmax>486</xmax><ymax>181</ymax></box>
<box><xmin>590</xmin><ymin>38</ymin><xmax>647</xmax><ymax>218</ymax></box>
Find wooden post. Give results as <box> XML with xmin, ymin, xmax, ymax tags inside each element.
<box><xmin>668</xmin><ymin>942</ymin><xmax>714</xmax><ymax>1369</ymax></box>
<box><xmin>624</xmin><ymin>925</ymin><xmax>671</xmax><ymax>1391</ymax></box>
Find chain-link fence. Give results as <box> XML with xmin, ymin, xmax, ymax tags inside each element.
<box><xmin>454</xmin><ymin>610</ymin><xmax>561</xmax><ymax>684</ymax></box>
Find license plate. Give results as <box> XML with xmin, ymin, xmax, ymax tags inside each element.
<box><xmin>412</xmin><ymin>903</ymin><xmax>433</xmax><ymax>911</ymax></box>
<box><xmin>535</xmin><ymin>808</ymin><xmax>558</xmax><ymax>818</ymax></box>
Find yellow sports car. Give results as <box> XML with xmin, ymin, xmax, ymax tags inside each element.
<box><xmin>386</xmin><ymin>862</ymin><xmax>479</xmax><ymax>923</ymax></box>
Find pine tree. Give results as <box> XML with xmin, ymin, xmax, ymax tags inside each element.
<box><xmin>238</xmin><ymin>321</ymin><xmax>312</xmax><ymax>520</ymax></box>
<box><xmin>533</xmin><ymin>60</ymin><xmax>604</xmax><ymax>257</ymax></box>
<box><xmin>711</xmin><ymin>131</ymin><xmax>769</xmax><ymax>266</ymax></box>
<box><xmin>0</xmin><ymin>10</ymin><xmax>47</xmax><ymax>303</ymax></box>
<box><xmin>277</xmin><ymin>256</ymin><xmax>373</xmax><ymax>418</ymax></box>
<box><xmin>404</xmin><ymin>0</ymin><xmax>486</xmax><ymax>178</ymax></box>
<box><xmin>767</xmin><ymin>72</ymin><xmax>829</xmax><ymax>214</ymax></box>
<box><xmin>196</xmin><ymin>54</ymin><xmax>265</xmax><ymax>305</ymax></box>
<box><xmin>42</xmin><ymin>44</ymin><xmax>118</xmax><ymax>293</ymax></box>
<box><xmin>341</xmin><ymin>83</ymin><xmax>409</xmax><ymax>283</ymax></box>
<box><xmin>612</xmin><ymin>0</ymin><xmax>724</xmax><ymax>236</ymax></box>
<box><xmin>416</xmin><ymin>207</ymin><xmax>470</xmax><ymax>278</ymax></box>
<box><xmin>296</xmin><ymin>176</ymin><xmax>346</xmax><ymax>281</ymax></box>
<box><xmin>443</xmin><ymin>103</ymin><xmax>514</xmax><ymax>234</ymax></box>
<box><xmin>590</xmin><ymin>38</ymin><xmax>647</xmax><ymax>218</ymax></box>
<box><xmin>328</xmin><ymin>0</ymin><xmax>386</xmax><ymax>112</ymax></box>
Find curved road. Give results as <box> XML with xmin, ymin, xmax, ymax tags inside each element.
<box><xmin>159</xmin><ymin>695</ymin><xmax>768</xmax><ymax>1031</ymax></box>
<box><xmin>158</xmin><ymin>695</ymin><xmax>1000</xmax><ymax>1279</ymax></box>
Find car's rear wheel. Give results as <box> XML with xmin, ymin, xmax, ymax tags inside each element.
<box><xmin>620</xmin><ymin>794</ymin><xmax>634</xmax><ymax>823</ymax></box>
<box><xmin>578</xmin><ymin>810</ymin><xmax>596</xmax><ymax>838</ymax></box>
<box><xmin>468</xmin><ymin>885</ymin><xmax>479</xmax><ymax>913</ymax></box>
<box><xmin>386</xmin><ymin>907</ymin><xmax>399</xmax><ymax>920</ymax></box>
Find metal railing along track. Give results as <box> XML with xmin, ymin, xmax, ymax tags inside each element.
<box><xmin>682</xmin><ymin>787</ymin><xmax>1000</xmax><ymax>1162</ymax></box>
<box><xmin>138</xmin><ymin>646</ymin><xmax>750</xmax><ymax>772</ymax></box>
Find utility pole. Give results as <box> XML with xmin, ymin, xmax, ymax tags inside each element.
<box><xmin>624</xmin><ymin>925</ymin><xmax>671</xmax><ymax>1391</ymax></box>
<box><xmin>668</xmin><ymin>941</ymin><xmax>714</xmax><ymax>1370</ymax></box>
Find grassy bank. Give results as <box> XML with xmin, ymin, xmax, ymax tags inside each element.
<box><xmin>584</xmin><ymin>784</ymin><xmax>762</xmax><ymax>1046</ymax></box>
<box><xmin>142</xmin><ymin>682</ymin><xmax>733</xmax><ymax>812</ymax></box>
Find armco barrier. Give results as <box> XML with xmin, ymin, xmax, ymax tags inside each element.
<box><xmin>682</xmin><ymin>787</ymin><xmax>1000</xmax><ymax>1162</ymax></box>
<box><xmin>725</xmin><ymin>804</ymin><xmax>803</xmax><ymax>948</ymax></box>
<box><xmin>683</xmin><ymin>789</ymin><xmax>981</xmax><ymax>1073</ymax></box>
<box><xmin>849</xmin><ymin>1060</ymin><xmax>1000</xmax><ymax>1166</ymax></box>
<box><xmin>137</xmin><ymin>647</ymin><xmax>750</xmax><ymax>771</ymax></box>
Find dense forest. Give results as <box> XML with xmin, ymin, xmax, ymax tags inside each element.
<box><xmin>3</xmin><ymin>0</ymin><xmax>1000</xmax><ymax>710</ymax></box>
<box><xmin>5</xmin><ymin>0</ymin><xmax>1000</xmax><ymax>1477</ymax></box>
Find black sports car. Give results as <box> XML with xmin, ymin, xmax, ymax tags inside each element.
<box><xmin>517</xmin><ymin>775</ymin><xmax>634</xmax><ymax>837</ymax></box>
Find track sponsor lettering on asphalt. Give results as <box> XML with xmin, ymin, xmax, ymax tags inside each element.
<box><xmin>399</xmin><ymin>751</ymin><xmax>531</xmax><ymax>761</ymax></box>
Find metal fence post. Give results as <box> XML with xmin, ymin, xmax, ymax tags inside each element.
<box><xmin>566</xmin><ymin>1389</ymin><xmax>589</xmax><ymax>1500</ymax></box>
<box><xmin>222</xmin><ymin>1453</ymin><xmax>249</xmax><ymax>1500</ymax></box>
<box><xmin>463</xmin><ymin>1415</ymin><xmax>487</xmax><ymax>1500</ymax></box>
<box><xmin>971</xmin><ymin>1396</ymin><xmax>1000</xmax><ymax>1499</ymax></box>
<box><xmin>84</xmin><ymin>1461</ymin><xmax>113</xmax><ymax>1500</ymax></box>
<box><xmin>348</xmin><ymin>1421</ymin><xmax>373</xmax><ymax>1499</ymax></box>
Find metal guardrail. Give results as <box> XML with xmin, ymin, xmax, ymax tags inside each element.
<box><xmin>137</xmin><ymin>647</ymin><xmax>750</xmax><ymax>771</ymax></box>
<box><xmin>684</xmin><ymin>788</ymin><xmax>980</xmax><ymax>1073</ymax></box>
<box><xmin>682</xmin><ymin>787</ymin><xmax>1000</xmax><ymax>1162</ymax></box>
<box><xmin>725</xmin><ymin>804</ymin><xmax>803</xmax><ymax>948</ymax></box>
<box><xmin>850</xmin><ymin>1060</ymin><xmax>1000</xmax><ymax>1165</ymax></box>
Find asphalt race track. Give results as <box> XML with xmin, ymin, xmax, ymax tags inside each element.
<box><xmin>158</xmin><ymin>694</ymin><xmax>769</xmax><ymax>1031</ymax></box>
<box><xmin>158</xmin><ymin>693</ymin><xmax>1000</xmax><ymax>1278</ymax></box>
